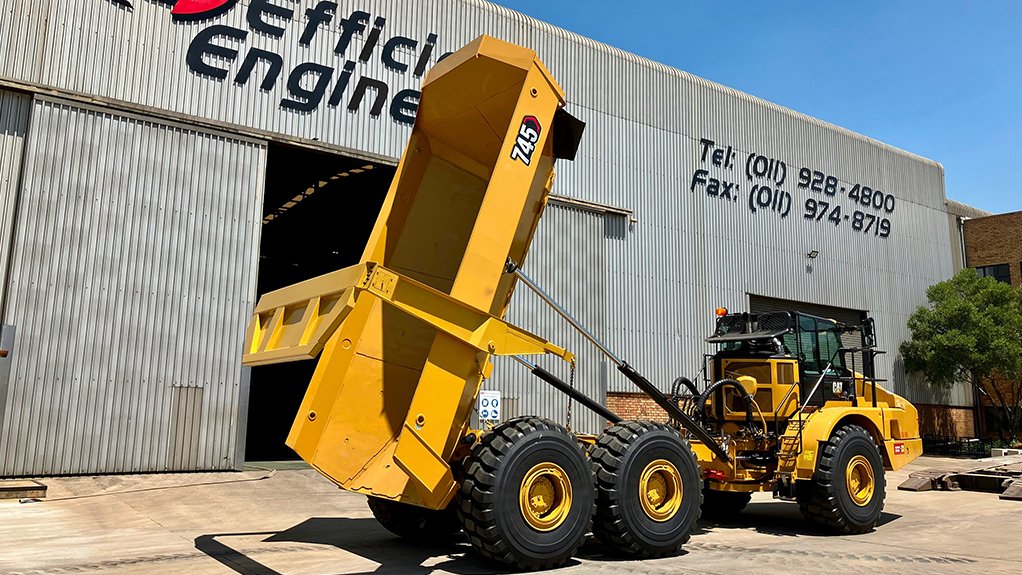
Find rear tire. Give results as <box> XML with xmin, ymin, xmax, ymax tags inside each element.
<box><xmin>367</xmin><ymin>496</ymin><xmax>460</xmax><ymax>542</ymax></box>
<box><xmin>457</xmin><ymin>416</ymin><xmax>593</xmax><ymax>570</ymax></box>
<box><xmin>797</xmin><ymin>424</ymin><xmax>886</xmax><ymax>534</ymax></box>
<box><xmin>701</xmin><ymin>489</ymin><xmax>752</xmax><ymax>519</ymax></box>
<box><xmin>591</xmin><ymin>420</ymin><xmax>701</xmax><ymax>558</ymax></box>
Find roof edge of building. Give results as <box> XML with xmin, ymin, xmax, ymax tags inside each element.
<box><xmin>945</xmin><ymin>198</ymin><xmax>993</xmax><ymax>218</ymax></box>
<box><xmin>469</xmin><ymin>0</ymin><xmax>944</xmax><ymax>172</ymax></box>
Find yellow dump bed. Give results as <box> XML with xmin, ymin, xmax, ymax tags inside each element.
<box><xmin>243</xmin><ymin>36</ymin><xmax>575</xmax><ymax>509</ymax></box>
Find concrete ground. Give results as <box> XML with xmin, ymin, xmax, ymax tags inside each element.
<box><xmin>1</xmin><ymin>456</ymin><xmax>1020</xmax><ymax>575</ymax></box>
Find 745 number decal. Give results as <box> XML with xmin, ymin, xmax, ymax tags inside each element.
<box><xmin>510</xmin><ymin>116</ymin><xmax>542</xmax><ymax>166</ymax></box>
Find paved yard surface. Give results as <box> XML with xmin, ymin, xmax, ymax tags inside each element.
<box><xmin>1</xmin><ymin>456</ymin><xmax>1020</xmax><ymax>575</ymax></box>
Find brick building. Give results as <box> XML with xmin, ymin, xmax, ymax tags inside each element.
<box><xmin>965</xmin><ymin>210</ymin><xmax>1022</xmax><ymax>288</ymax></box>
<box><xmin>963</xmin><ymin>210</ymin><xmax>1022</xmax><ymax>438</ymax></box>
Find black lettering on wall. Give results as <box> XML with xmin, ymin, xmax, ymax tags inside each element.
<box><xmin>328</xmin><ymin>61</ymin><xmax>357</xmax><ymax>107</ymax></box>
<box><xmin>183</xmin><ymin>8</ymin><xmax>443</xmax><ymax>124</ymax></box>
<box><xmin>186</xmin><ymin>25</ymin><xmax>248</xmax><ymax>80</ymax></box>
<box><xmin>413</xmin><ymin>33</ymin><xmax>437</xmax><ymax>77</ymax></box>
<box><xmin>699</xmin><ymin>138</ymin><xmax>715</xmax><ymax>162</ymax></box>
<box><xmin>382</xmin><ymin>36</ymin><xmax>417</xmax><ymax>73</ymax></box>
<box><xmin>359</xmin><ymin>17</ymin><xmax>386</xmax><ymax>62</ymax></box>
<box><xmin>335</xmin><ymin>10</ymin><xmax>370</xmax><ymax>57</ymax></box>
<box><xmin>235</xmin><ymin>48</ymin><xmax>284</xmax><ymax>91</ymax></box>
<box><xmin>348</xmin><ymin>76</ymin><xmax>388</xmax><ymax>117</ymax></box>
<box><xmin>390</xmin><ymin>89</ymin><xmax>420</xmax><ymax>124</ymax></box>
<box><xmin>281</xmin><ymin>62</ymin><xmax>334</xmax><ymax>112</ymax></box>
<box><xmin>300</xmin><ymin>1</ymin><xmax>337</xmax><ymax>45</ymax></box>
<box><xmin>248</xmin><ymin>0</ymin><xmax>297</xmax><ymax>38</ymax></box>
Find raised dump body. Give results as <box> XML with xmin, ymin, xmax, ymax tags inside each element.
<box><xmin>242</xmin><ymin>36</ymin><xmax>580</xmax><ymax>511</ymax></box>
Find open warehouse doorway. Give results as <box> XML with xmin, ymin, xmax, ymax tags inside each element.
<box><xmin>245</xmin><ymin>142</ymin><xmax>394</xmax><ymax>461</ymax></box>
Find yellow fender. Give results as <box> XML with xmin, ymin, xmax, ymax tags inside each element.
<box><xmin>789</xmin><ymin>405</ymin><xmax>921</xmax><ymax>481</ymax></box>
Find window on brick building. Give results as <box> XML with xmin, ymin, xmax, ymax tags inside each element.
<box><xmin>975</xmin><ymin>263</ymin><xmax>1011</xmax><ymax>284</ymax></box>
<box><xmin>983</xmin><ymin>405</ymin><xmax>1019</xmax><ymax>436</ymax></box>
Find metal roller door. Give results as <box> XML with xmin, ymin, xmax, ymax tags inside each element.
<box><xmin>0</xmin><ymin>97</ymin><xmax>266</xmax><ymax>476</ymax></box>
<box><xmin>751</xmin><ymin>294</ymin><xmax>865</xmax><ymax>337</ymax></box>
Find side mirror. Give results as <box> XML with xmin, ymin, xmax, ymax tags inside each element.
<box><xmin>861</xmin><ymin>317</ymin><xmax>877</xmax><ymax>348</ymax></box>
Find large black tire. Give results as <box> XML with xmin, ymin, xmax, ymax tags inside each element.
<box><xmin>797</xmin><ymin>424</ymin><xmax>886</xmax><ymax>534</ymax></box>
<box><xmin>701</xmin><ymin>489</ymin><xmax>752</xmax><ymax>520</ymax></box>
<box><xmin>457</xmin><ymin>416</ymin><xmax>594</xmax><ymax>570</ymax></box>
<box><xmin>591</xmin><ymin>420</ymin><xmax>702</xmax><ymax>557</ymax></box>
<box><xmin>366</xmin><ymin>496</ymin><xmax>460</xmax><ymax>543</ymax></box>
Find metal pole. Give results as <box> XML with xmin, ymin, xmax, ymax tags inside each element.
<box><xmin>511</xmin><ymin>356</ymin><xmax>622</xmax><ymax>424</ymax></box>
<box><xmin>506</xmin><ymin>260</ymin><xmax>623</xmax><ymax>366</ymax></box>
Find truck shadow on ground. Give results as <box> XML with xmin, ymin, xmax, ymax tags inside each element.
<box><xmin>573</xmin><ymin>540</ymin><xmax>690</xmax><ymax>563</ymax></box>
<box><xmin>194</xmin><ymin>507</ymin><xmax>902</xmax><ymax>573</ymax></box>
<box><xmin>194</xmin><ymin>517</ymin><xmax>578</xmax><ymax>575</ymax></box>
<box><xmin>695</xmin><ymin>502</ymin><xmax>902</xmax><ymax>537</ymax></box>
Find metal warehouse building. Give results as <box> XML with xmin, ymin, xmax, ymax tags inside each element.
<box><xmin>0</xmin><ymin>0</ymin><xmax>968</xmax><ymax>476</ymax></box>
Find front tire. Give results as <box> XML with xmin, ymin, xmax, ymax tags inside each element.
<box><xmin>591</xmin><ymin>420</ymin><xmax>702</xmax><ymax>558</ymax></box>
<box><xmin>797</xmin><ymin>424</ymin><xmax>886</xmax><ymax>534</ymax></box>
<box><xmin>457</xmin><ymin>416</ymin><xmax>593</xmax><ymax>570</ymax></box>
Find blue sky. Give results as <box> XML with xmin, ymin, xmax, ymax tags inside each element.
<box><xmin>494</xmin><ymin>1</ymin><xmax>1022</xmax><ymax>214</ymax></box>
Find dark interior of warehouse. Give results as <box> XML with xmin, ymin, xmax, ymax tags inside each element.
<box><xmin>245</xmin><ymin>142</ymin><xmax>393</xmax><ymax>461</ymax></box>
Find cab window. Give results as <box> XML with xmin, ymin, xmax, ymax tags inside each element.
<box><xmin>794</xmin><ymin>315</ymin><xmax>845</xmax><ymax>378</ymax></box>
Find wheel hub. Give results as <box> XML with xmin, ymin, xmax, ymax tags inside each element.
<box><xmin>845</xmin><ymin>454</ymin><xmax>875</xmax><ymax>507</ymax></box>
<box><xmin>638</xmin><ymin>459</ymin><xmax>683</xmax><ymax>522</ymax></box>
<box><xmin>520</xmin><ymin>463</ymin><xmax>572</xmax><ymax>531</ymax></box>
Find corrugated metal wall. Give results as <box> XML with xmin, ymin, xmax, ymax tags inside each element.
<box><xmin>0</xmin><ymin>89</ymin><xmax>30</xmax><ymax>308</ymax></box>
<box><xmin>0</xmin><ymin>88</ymin><xmax>31</xmax><ymax>444</ymax></box>
<box><xmin>0</xmin><ymin>98</ymin><xmax>265</xmax><ymax>476</ymax></box>
<box><xmin>0</xmin><ymin>0</ymin><xmax>969</xmax><ymax>472</ymax></box>
<box><xmin>485</xmin><ymin>204</ymin><xmax>614</xmax><ymax>434</ymax></box>
<box><xmin>0</xmin><ymin>2</ymin><xmax>45</xmax><ymax>84</ymax></box>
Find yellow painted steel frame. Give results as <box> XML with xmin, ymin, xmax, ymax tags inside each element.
<box><xmin>694</xmin><ymin>378</ymin><xmax>922</xmax><ymax>490</ymax></box>
<box><xmin>242</xmin><ymin>36</ymin><xmax>571</xmax><ymax>511</ymax></box>
<box><xmin>245</xmin><ymin>263</ymin><xmax>573</xmax><ymax>367</ymax></box>
<box><xmin>692</xmin><ymin>437</ymin><xmax>778</xmax><ymax>493</ymax></box>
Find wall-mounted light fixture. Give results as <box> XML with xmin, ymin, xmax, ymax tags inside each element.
<box><xmin>806</xmin><ymin>250</ymin><xmax>819</xmax><ymax>259</ymax></box>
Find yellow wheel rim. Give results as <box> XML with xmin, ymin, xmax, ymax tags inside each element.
<box><xmin>638</xmin><ymin>459</ymin><xmax>683</xmax><ymax>522</ymax></box>
<box><xmin>519</xmin><ymin>462</ymin><xmax>572</xmax><ymax>531</ymax></box>
<box><xmin>845</xmin><ymin>455</ymin><xmax>875</xmax><ymax>507</ymax></box>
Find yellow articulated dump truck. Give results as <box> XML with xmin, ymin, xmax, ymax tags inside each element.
<box><xmin>690</xmin><ymin>310</ymin><xmax>921</xmax><ymax>532</ymax></box>
<box><xmin>242</xmin><ymin>36</ymin><xmax>922</xmax><ymax>570</ymax></box>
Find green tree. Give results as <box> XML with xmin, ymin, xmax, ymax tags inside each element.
<box><xmin>900</xmin><ymin>269</ymin><xmax>1022</xmax><ymax>441</ymax></box>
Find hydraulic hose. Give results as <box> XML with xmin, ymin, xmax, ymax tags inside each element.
<box><xmin>697</xmin><ymin>378</ymin><xmax>755</xmax><ymax>427</ymax></box>
<box><xmin>671</xmin><ymin>376</ymin><xmax>700</xmax><ymax>397</ymax></box>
